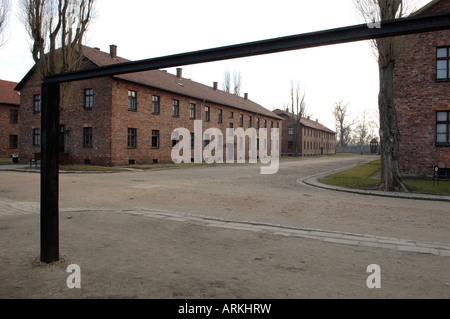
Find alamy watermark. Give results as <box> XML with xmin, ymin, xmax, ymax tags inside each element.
<box><xmin>171</xmin><ymin>120</ymin><xmax>280</xmax><ymax>175</ymax></box>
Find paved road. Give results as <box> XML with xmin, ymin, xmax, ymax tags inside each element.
<box><xmin>0</xmin><ymin>155</ymin><xmax>449</xmax><ymax>298</ymax></box>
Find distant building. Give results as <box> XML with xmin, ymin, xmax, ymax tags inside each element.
<box><xmin>0</xmin><ymin>80</ymin><xmax>20</xmax><ymax>158</ymax></box>
<box><xmin>394</xmin><ymin>0</ymin><xmax>450</xmax><ymax>179</ymax></box>
<box><xmin>15</xmin><ymin>45</ymin><xmax>282</xmax><ymax>166</ymax></box>
<box><xmin>273</xmin><ymin>109</ymin><xmax>336</xmax><ymax>156</ymax></box>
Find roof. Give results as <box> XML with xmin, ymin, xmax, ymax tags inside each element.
<box><xmin>83</xmin><ymin>46</ymin><xmax>281</xmax><ymax>120</ymax></box>
<box><xmin>17</xmin><ymin>45</ymin><xmax>281</xmax><ymax>120</ymax></box>
<box><xmin>0</xmin><ymin>79</ymin><xmax>20</xmax><ymax>106</ymax></box>
<box><xmin>273</xmin><ymin>108</ymin><xmax>335</xmax><ymax>134</ymax></box>
<box><xmin>411</xmin><ymin>0</ymin><xmax>445</xmax><ymax>16</ymax></box>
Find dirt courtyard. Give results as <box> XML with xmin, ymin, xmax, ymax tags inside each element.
<box><xmin>0</xmin><ymin>155</ymin><xmax>449</xmax><ymax>299</ymax></box>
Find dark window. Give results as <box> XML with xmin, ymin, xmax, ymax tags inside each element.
<box><xmin>128</xmin><ymin>90</ymin><xmax>137</xmax><ymax>111</ymax></box>
<box><xmin>190</xmin><ymin>103</ymin><xmax>196</xmax><ymax>119</ymax></box>
<box><xmin>437</xmin><ymin>47</ymin><xmax>450</xmax><ymax>80</ymax></box>
<box><xmin>191</xmin><ymin>132</ymin><xmax>195</xmax><ymax>149</ymax></box>
<box><xmin>10</xmin><ymin>110</ymin><xmax>18</xmax><ymax>124</ymax></box>
<box><xmin>84</xmin><ymin>88</ymin><xmax>93</xmax><ymax>109</ymax></box>
<box><xmin>83</xmin><ymin>127</ymin><xmax>93</xmax><ymax>147</ymax></box>
<box><xmin>33</xmin><ymin>128</ymin><xmax>40</xmax><ymax>146</ymax></box>
<box><xmin>437</xmin><ymin>111</ymin><xmax>450</xmax><ymax>144</ymax></box>
<box><xmin>172</xmin><ymin>100</ymin><xmax>179</xmax><ymax>117</ymax></box>
<box><xmin>33</xmin><ymin>95</ymin><xmax>41</xmax><ymax>113</ymax></box>
<box><xmin>152</xmin><ymin>95</ymin><xmax>160</xmax><ymax>114</ymax></box>
<box><xmin>152</xmin><ymin>130</ymin><xmax>160</xmax><ymax>148</ymax></box>
<box><xmin>205</xmin><ymin>106</ymin><xmax>210</xmax><ymax>122</ymax></box>
<box><xmin>218</xmin><ymin>109</ymin><xmax>223</xmax><ymax>124</ymax></box>
<box><xmin>128</xmin><ymin>128</ymin><xmax>137</xmax><ymax>148</ymax></box>
<box><xmin>9</xmin><ymin>135</ymin><xmax>18</xmax><ymax>149</ymax></box>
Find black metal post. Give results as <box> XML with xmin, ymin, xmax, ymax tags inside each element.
<box><xmin>40</xmin><ymin>82</ymin><xmax>60</xmax><ymax>264</ymax></box>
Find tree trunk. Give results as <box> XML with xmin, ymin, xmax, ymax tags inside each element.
<box><xmin>378</xmin><ymin>60</ymin><xmax>408</xmax><ymax>192</ymax></box>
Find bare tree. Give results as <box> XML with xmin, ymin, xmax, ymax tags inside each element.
<box><xmin>19</xmin><ymin>0</ymin><xmax>95</xmax><ymax>108</ymax></box>
<box><xmin>0</xmin><ymin>0</ymin><xmax>11</xmax><ymax>47</ymax></box>
<box><xmin>288</xmin><ymin>81</ymin><xmax>306</xmax><ymax>155</ymax></box>
<box><xmin>233</xmin><ymin>70</ymin><xmax>242</xmax><ymax>96</ymax></box>
<box><xmin>333</xmin><ymin>100</ymin><xmax>355</xmax><ymax>147</ymax></box>
<box><xmin>222</xmin><ymin>70</ymin><xmax>231</xmax><ymax>93</ymax></box>
<box><xmin>354</xmin><ymin>0</ymin><xmax>417</xmax><ymax>192</ymax></box>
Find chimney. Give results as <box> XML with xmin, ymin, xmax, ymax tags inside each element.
<box><xmin>213</xmin><ymin>82</ymin><xmax>218</xmax><ymax>91</ymax></box>
<box><xmin>244</xmin><ymin>93</ymin><xmax>248</xmax><ymax>100</ymax></box>
<box><xmin>176</xmin><ymin>68</ymin><xmax>182</xmax><ymax>79</ymax></box>
<box><xmin>110</xmin><ymin>45</ymin><xmax>117</xmax><ymax>58</ymax></box>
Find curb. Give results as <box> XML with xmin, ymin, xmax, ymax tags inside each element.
<box><xmin>299</xmin><ymin>170</ymin><xmax>450</xmax><ymax>203</ymax></box>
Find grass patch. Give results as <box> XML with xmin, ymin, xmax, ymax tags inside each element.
<box><xmin>319</xmin><ymin>159</ymin><xmax>381</xmax><ymax>190</ymax></box>
<box><xmin>319</xmin><ymin>158</ymin><xmax>450</xmax><ymax>196</ymax></box>
<box><xmin>0</xmin><ymin>158</ymin><xmax>13</xmax><ymax>165</ymax></box>
<box><xmin>60</xmin><ymin>165</ymin><xmax>128</xmax><ymax>172</ymax></box>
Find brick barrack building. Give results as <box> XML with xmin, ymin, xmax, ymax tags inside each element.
<box><xmin>394</xmin><ymin>0</ymin><xmax>450</xmax><ymax>179</ymax></box>
<box><xmin>0</xmin><ymin>80</ymin><xmax>20</xmax><ymax>158</ymax></box>
<box><xmin>273</xmin><ymin>109</ymin><xmax>336</xmax><ymax>156</ymax></box>
<box><xmin>16</xmin><ymin>45</ymin><xmax>282</xmax><ymax>166</ymax></box>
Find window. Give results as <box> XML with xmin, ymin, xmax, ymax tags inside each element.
<box><xmin>288</xmin><ymin>127</ymin><xmax>294</xmax><ymax>135</ymax></box>
<box><xmin>190</xmin><ymin>103</ymin><xmax>196</xmax><ymax>119</ymax></box>
<box><xmin>152</xmin><ymin>96</ymin><xmax>160</xmax><ymax>114</ymax></box>
<box><xmin>229</xmin><ymin>111</ymin><xmax>234</xmax><ymax>119</ymax></box>
<box><xmin>128</xmin><ymin>128</ymin><xmax>137</xmax><ymax>148</ymax></box>
<box><xmin>437</xmin><ymin>47</ymin><xmax>450</xmax><ymax>80</ymax></box>
<box><xmin>84</xmin><ymin>89</ymin><xmax>93</xmax><ymax>109</ymax></box>
<box><xmin>218</xmin><ymin>109</ymin><xmax>223</xmax><ymax>124</ymax></box>
<box><xmin>239</xmin><ymin>114</ymin><xmax>243</xmax><ymax>127</ymax></box>
<box><xmin>437</xmin><ymin>111</ymin><xmax>450</xmax><ymax>144</ymax></box>
<box><xmin>152</xmin><ymin>130</ymin><xmax>160</xmax><ymax>148</ymax></box>
<box><xmin>10</xmin><ymin>110</ymin><xmax>18</xmax><ymax>124</ymax></box>
<box><xmin>83</xmin><ymin>127</ymin><xmax>93</xmax><ymax>147</ymax></box>
<box><xmin>172</xmin><ymin>100</ymin><xmax>179</xmax><ymax>117</ymax></box>
<box><xmin>205</xmin><ymin>106</ymin><xmax>210</xmax><ymax>122</ymax></box>
<box><xmin>128</xmin><ymin>90</ymin><xmax>137</xmax><ymax>111</ymax></box>
<box><xmin>33</xmin><ymin>95</ymin><xmax>41</xmax><ymax>113</ymax></box>
<box><xmin>33</xmin><ymin>128</ymin><xmax>40</xmax><ymax>146</ymax></box>
<box><xmin>249</xmin><ymin>116</ymin><xmax>253</xmax><ymax>128</ymax></box>
<box><xmin>9</xmin><ymin>135</ymin><xmax>18</xmax><ymax>149</ymax></box>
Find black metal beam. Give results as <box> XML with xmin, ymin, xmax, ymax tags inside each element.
<box><xmin>44</xmin><ymin>12</ymin><xmax>450</xmax><ymax>84</ymax></box>
<box><xmin>40</xmin><ymin>82</ymin><xmax>60</xmax><ymax>264</ymax></box>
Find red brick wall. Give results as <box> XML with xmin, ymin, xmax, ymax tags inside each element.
<box><xmin>19</xmin><ymin>69</ymin><xmax>281</xmax><ymax>166</ymax></box>
<box><xmin>110</xmin><ymin>80</ymin><xmax>281</xmax><ymax>165</ymax></box>
<box><xmin>394</xmin><ymin>1</ymin><xmax>450</xmax><ymax>178</ymax></box>
<box><xmin>0</xmin><ymin>104</ymin><xmax>20</xmax><ymax>158</ymax></box>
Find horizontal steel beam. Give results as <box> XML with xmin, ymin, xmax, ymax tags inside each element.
<box><xmin>44</xmin><ymin>12</ymin><xmax>450</xmax><ymax>84</ymax></box>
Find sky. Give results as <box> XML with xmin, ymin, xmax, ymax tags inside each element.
<box><xmin>0</xmin><ymin>0</ymin><xmax>431</xmax><ymax>130</ymax></box>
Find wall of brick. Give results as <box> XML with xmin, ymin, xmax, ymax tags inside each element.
<box><xmin>0</xmin><ymin>104</ymin><xmax>20</xmax><ymax>158</ymax></box>
<box><xmin>394</xmin><ymin>1</ymin><xmax>450</xmax><ymax>178</ymax></box>
<box><xmin>109</xmin><ymin>79</ymin><xmax>281</xmax><ymax>166</ymax></box>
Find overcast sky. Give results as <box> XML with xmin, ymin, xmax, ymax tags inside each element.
<box><xmin>0</xmin><ymin>0</ymin><xmax>431</xmax><ymax>129</ymax></box>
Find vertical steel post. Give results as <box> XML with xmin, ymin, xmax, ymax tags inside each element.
<box><xmin>40</xmin><ymin>82</ymin><xmax>60</xmax><ymax>263</ymax></box>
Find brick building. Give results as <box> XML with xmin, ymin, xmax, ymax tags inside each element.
<box><xmin>273</xmin><ymin>109</ymin><xmax>336</xmax><ymax>156</ymax></box>
<box><xmin>394</xmin><ymin>0</ymin><xmax>450</xmax><ymax>179</ymax></box>
<box><xmin>15</xmin><ymin>45</ymin><xmax>282</xmax><ymax>166</ymax></box>
<box><xmin>0</xmin><ymin>80</ymin><xmax>20</xmax><ymax>158</ymax></box>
